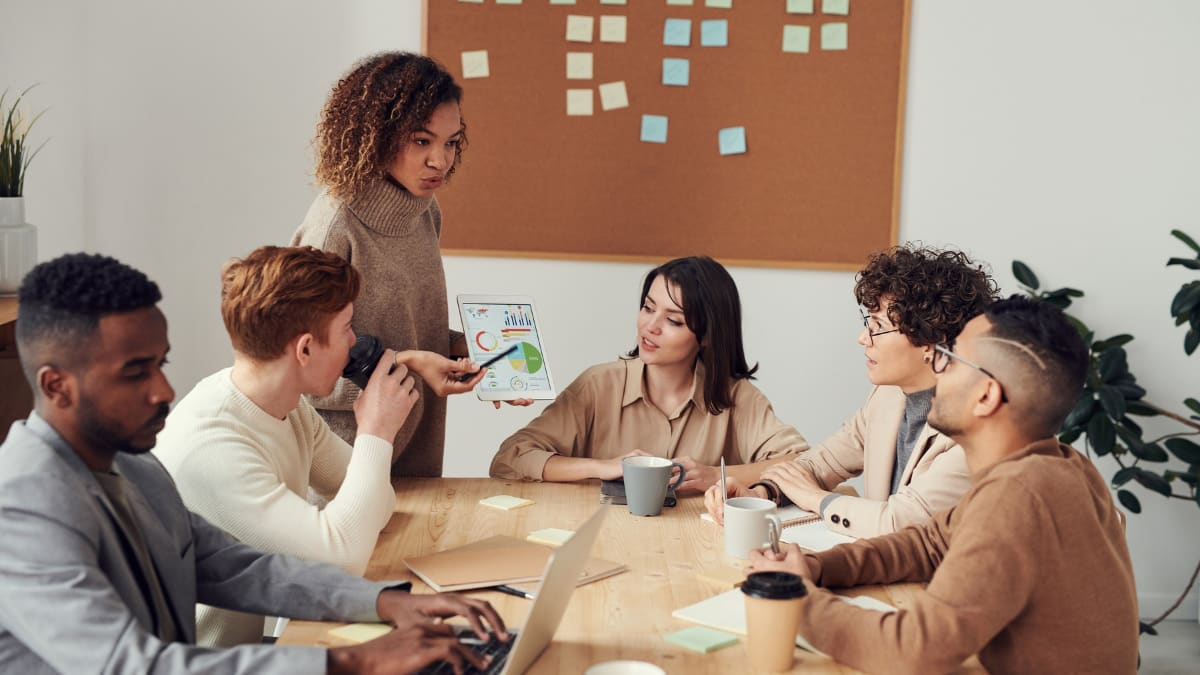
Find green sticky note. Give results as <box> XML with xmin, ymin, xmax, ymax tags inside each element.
<box><xmin>823</xmin><ymin>0</ymin><xmax>850</xmax><ymax>15</ymax></box>
<box><xmin>787</xmin><ymin>0</ymin><xmax>814</xmax><ymax>13</ymax></box>
<box><xmin>821</xmin><ymin>22</ymin><xmax>848</xmax><ymax>50</ymax></box>
<box><xmin>666</xmin><ymin>626</ymin><xmax>739</xmax><ymax>653</ymax></box>
<box><xmin>782</xmin><ymin>25</ymin><xmax>811</xmax><ymax>53</ymax></box>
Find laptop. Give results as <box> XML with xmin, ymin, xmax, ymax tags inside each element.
<box><xmin>418</xmin><ymin>507</ymin><xmax>608</xmax><ymax>675</ymax></box>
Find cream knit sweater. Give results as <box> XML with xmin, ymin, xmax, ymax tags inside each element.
<box><xmin>154</xmin><ymin>369</ymin><xmax>395</xmax><ymax>647</ymax></box>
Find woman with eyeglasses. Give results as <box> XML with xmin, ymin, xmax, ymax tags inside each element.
<box><xmin>705</xmin><ymin>245</ymin><xmax>998</xmax><ymax>538</ymax></box>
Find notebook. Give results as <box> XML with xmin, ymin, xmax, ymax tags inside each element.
<box><xmin>778</xmin><ymin>521</ymin><xmax>856</xmax><ymax>552</ymax></box>
<box><xmin>402</xmin><ymin>534</ymin><xmax>625</xmax><ymax>592</ymax></box>
<box><xmin>700</xmin><ymin>504</ymin><xmax>819</xmax><ymax>527</ymax></box>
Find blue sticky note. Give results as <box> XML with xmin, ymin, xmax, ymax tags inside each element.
<box><xmin>718</xmin><ymin>126</ymin><xmax>747</xmax><ymax>156</ymax></box>
<box><xmin>700</xmin><ymin>19</ymin><xmax>728</xmax><ymax>47</ymax></box>
<box><xmin>640</xmin><ymin>115</ymin><xmax>668</xmax><ymax>143</ymax></box>
<box><xmin>662</xmin><ymin>58</ymin><xmax>689</xmax><ymax>86</ymax></box>
<box><xmin>663</xmin><ymin>18</ymin><xmax>692</xmax><ymax>47</ymax></box>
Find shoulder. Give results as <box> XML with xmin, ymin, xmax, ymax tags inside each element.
<box><xmin>0</xmin><ymin>427</ymin><xmax>105</xmax><ymax>537</ymax></box>
<box><xmin>569</xmin><ymin>360</ymin><xmax>630</xmax><ymax>395</ymax></box>
<box><xmin>293</xmin><ymin>191</ymin><xmax>355</xmax><ymax>253</ymax></box>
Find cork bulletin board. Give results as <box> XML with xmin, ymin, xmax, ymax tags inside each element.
<box><xmin>425</xmin><ymin>0</ymin><xmax>909</xmax><ymax>269</ymax></box>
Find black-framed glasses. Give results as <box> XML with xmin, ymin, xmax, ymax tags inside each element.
<box><xmin>860</xmin><ymin>309</ymin><xmax>900</xmax><ymax>346</ymax></box>
<box><xmin>931</xmin><ymin>344</ymin><xmax>1009</xmax><ymax>403</ymax></box>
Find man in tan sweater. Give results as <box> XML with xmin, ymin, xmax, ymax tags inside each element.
<box><xmin>750</xmin><ymin>295</ymin><xmax>1138</xmax><ymax>674</ymax></box>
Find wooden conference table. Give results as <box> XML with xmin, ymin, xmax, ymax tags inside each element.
<box><xmin>279</xmin><ymin>479</ymin><xmax>983</xmax><ymax>674</ymax></box>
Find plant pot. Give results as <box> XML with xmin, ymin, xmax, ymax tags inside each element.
<box><xmin>0</xmin><ymin>197</ymin><xmax>37</xmax><ymax>295</ymax></box>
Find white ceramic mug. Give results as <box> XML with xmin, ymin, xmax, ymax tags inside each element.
<box><xmin>723</xmin><ymin>497</ymin><xmax>782</xmax><ymax>559</ymax></box>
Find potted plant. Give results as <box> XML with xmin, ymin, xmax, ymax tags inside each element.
<box><xmin>0</xmin><ymin>84</ymin><xmax>48</xmax><ymax>294</ymax></box>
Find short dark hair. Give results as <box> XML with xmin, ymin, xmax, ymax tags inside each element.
<box><xmin>983</xmin><ymin>295</ymin><xmax>1089</xmax><ymax>437</ymax></box>
<box><xmin>16</xmin><ymin>253</ymin><xmax>162</xmax><ymax>386</ymax></box>
<box><xmin>626</xmin><ymin>256</ymin><xmax>756</xmax><ymax>415</ymax></box>
<box><xmin>855</xmin><ymin>244</ymin><xmax>998</xmax><ymax>347</ymax></box>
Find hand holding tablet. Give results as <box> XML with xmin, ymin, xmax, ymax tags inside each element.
<box><xmin>456</xmin><ymin>295</ymin><xmax>558</xmax><ymax>401</ymax></box>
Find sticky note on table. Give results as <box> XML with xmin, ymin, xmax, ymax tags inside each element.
<box><xmin>480</xmin><ymin>495</ymin><xmax>535</xmax><ymax>510</ymax></box>
<box><xmin>460</xmin><ymin>50</ymin><xmax>489</xmax><ymax>79</ymax></box>
<box><xmin>662</xmin><ymin>58</ymin><xmax>689</xmax><ymax>86</ymax></box>
<box><xmin>782</xmin><ymin>25</ymin><xmax>811</xmax><ymax>53</ymax></box>
<box><xmin>787</xmin><ymin>0</ymin><xmax>814</xmax><ymax>13</ymax></box>
<box><xmin>329</xmin><ymin>623</ymin><xmax>392</xmax><ymax>644</ymax></box>
<box><xmin>527</xmin><ymin>528</ymin><xmax>575</xmax><ymax>547</ymax></box>
<box><xmin>705</xmin><ymin>0</ymin><xmax>733</xmax><ymax>8</ymax></box>
<box><xmin>823</xmin><ymin>0</ymin><xmax>850</xmax><ymax>15</ymax></box>
<box><xmin>566</xmin><ymin>52</ymin><xmax>593</xmax><ymax>80</ymax></box>
<box><xmin>599</xmin><ymin>15</ymin><xmax>627</xmax><ymax>43</ymax></box>
<box><xmin>663</xmin><ymin>18</ymin><xmax>691</xmax><ymax>47</ymax></box>
<box><xmin>640</xmin><ymin>115</ymin><xmax>668</xmax><ymax>143</ymax></box>
<box><xmin>665</xmin><ymin>626</ymin><xmax>739</xmax><ymax>653</ymax></box>
<box><xmin>566</xmin><ymin>15</ymin><xmax>594</xmax><ymax>43</ymax></box>
<box><xmin>718</xmin><ymin>127</ymin><xmax>747</xmax><ymax>156</ymax></box>
<box><xmin>598</xmin><ymin>81</ymin><xmax>629</xmax><ymax>111</ymax></box>
<box><xmin>700</xmin><ymin>19</ymin><xmax>728</xmax><ymax>47</ymax></box>
<box><xmin>821</xmin><ymin>22</ymin><xmax>848</xmax><ymax>50</ymax></box>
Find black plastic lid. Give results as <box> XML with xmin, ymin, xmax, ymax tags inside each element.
<box><xmin>741</xmin><ymin>571</ymin><xmax>807</xmax><ymax>600</ymax></box>
<box><xmin>342</xmin><ymin>334</ymin><xmax>384</xmax><ymax>389</ymax></box>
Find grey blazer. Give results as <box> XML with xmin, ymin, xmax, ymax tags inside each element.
<box><xmin>0</xmin><ymin>415</ymin><xmax>393</xmax><ymax>674</ymax></box>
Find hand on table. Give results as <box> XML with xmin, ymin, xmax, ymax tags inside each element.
<box><xmin>353</xmin><ymin>349</ymin><xmax>419</xmax><ymax>443</ymax></box>
<box><xmin>671</xmin><ymin>456</ymin><xmax>719</xmax><ymax>493</ymax></box>
<box><xmin>327</xmin><ymin>622</ymin><xmax>487</xmax><ymax>675</ymax></box>
<box><xmin>762</xmin><ymin>461</ymin><xmax>829</xmax><ymax>512</ymax></box>
<box><xmin>702</xmin><ymin>477</ymin><xmax>760</xmax><ymax>525</ymax></box>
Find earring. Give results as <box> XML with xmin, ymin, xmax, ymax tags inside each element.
<box><xmin>923</xmin><ymin>352</ymin><xmax>932</xmax><ymax>364</ymax></box>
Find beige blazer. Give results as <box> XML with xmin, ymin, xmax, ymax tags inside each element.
<box><xmin>795</xmin><ymin>386</ymin><xmax>970</xmax><ymax>538</ymax></box>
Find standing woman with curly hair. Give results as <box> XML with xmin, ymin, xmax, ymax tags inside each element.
<box><xmin>706</xmin><ymin>245</ymin><xmax>999</xmax><ymax>538</ymax></box>
<box><xmin>292</xmin><ymin>52</ymin><xmax>493</xmax><ymax>477</ymax></box>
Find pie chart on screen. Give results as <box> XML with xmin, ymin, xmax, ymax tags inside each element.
<box><xmin>507</xmin><ymin>342</ymin><xmax>544</xmax><ymax>374</ymax></box>
<box><xmin>474</xmin><ymin>331</ymin><xmax>499</xmax><ymax>352</ymax></box>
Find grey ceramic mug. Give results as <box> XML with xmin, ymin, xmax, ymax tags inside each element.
<box><xmin>621</xmin><ymin>456</ymin><xmax>686</xmax><ymax>516</ymax></box>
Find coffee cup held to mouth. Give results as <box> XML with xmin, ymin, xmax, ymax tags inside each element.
<box><xmin>342</xmin><ymin>334</ymin><xmax>385</xmax><ymax>389</ymax></box>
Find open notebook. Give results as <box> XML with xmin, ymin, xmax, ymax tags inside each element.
<box><xmin>402</xmin><ymin>534</ymin><xmax>625</xmax><ymax>592</ymax></box>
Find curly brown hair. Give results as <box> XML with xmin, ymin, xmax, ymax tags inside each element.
<box><xmin>314</xmin><ymin>52</ymin><xmax>466</xmax><ymax>201</ymax></box>
<box><xmin>854</xmin><ymin>244</ymin><xmax>998</xmax><ymax>348</ymax></box>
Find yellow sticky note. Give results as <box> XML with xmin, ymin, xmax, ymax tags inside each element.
<box><xmin>460</xmin><ymin>50</ymin><xmax>489</xmax><ymax>79</ymax></box>
<box><xmin>566</xmin><ymin>52</ymin><xmax>593</xmax><ymax>80</ymax></box>
<box><xmin>566</xmin><ymin>15</ymin><xmax>594</xmax><ymax>43</ymax></box>
<box><xmin>527</xmin><ymin>528</ymin><xmax>575</xmax><ymax>547</ymax></box>
<box><xmin>598</xmin><ymin>81</ymin><xmax>629</xmax><ymax>111</ymax></box>
<box><xmin>566</xmin><ymin>89</ymin><xmax>593</xmax><ymax>116</ymax></box>
<box><xmin>328</xmin><ymin>623</ymin><xmax>392</xmax><ymax>644</ymax></box>
<box><xmin>480</xmin><ymin>495</ymin><xmax>535</xmax><ymax>510</ymax></box>
<box><xmin>599</xmin><ymin>15</ymin><xmax>627</xmax><ymax>43</ymax></box>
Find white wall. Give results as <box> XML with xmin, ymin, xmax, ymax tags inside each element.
<box><xmin>3</xmin><ymin>0</ymin><xmax>1197</xmax><ymax>620</ymax></box>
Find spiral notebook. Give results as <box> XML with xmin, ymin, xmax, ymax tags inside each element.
<box><xmin>700</xmin><ymin>504</ymin><xmax>820</xmax><ymax>527</ymax></box>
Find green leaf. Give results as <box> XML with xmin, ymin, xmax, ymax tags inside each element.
<box><xmin>1063</xmin><ymin>395</ymin><xmax>1095</xmax><ymax>430</ymax></box>
<box><xmin>1172</xmin><ymin>229</ymin><xmax>1200</xmax><ymax>254</ymax></box>
<box><xmin>1166</xmin><ymin>257</ymin><xmax>1200</xmax><ymax>270</ymax></box>
<box><xmin>1066</xmin><ymin>316</ymin><xmax>1092</xmax><ymax>341</ymax></box>
<box><xmin>1042</xmin><ymin>295</ymin><xmax>1071</xmax><ymax>309</ymax></box>
<box><xmin>1112</xmin><ymin>467</ymin><xmax>1138</xmax><ymax>487</ymax></box>
<box><xmin>1185</xmin><ymin>329</ymin><xmax>1199</xmax><ymax>356</ymax></box>
<box><xmin>1113</xmin><ymin>382</ymin><xmax>1147</xmax><ymax>400</ymax></box>
<box><xmin>1165</xmin><ymin>438</ymin><xmax>1200</xmax><ymax>464</ymax></box>
<box><xmin>1059</xmin><ymin>428</ymin><xmax>1082</xmax><ymax>445</ymax></box>
<box><xmin>1170</xmin><ymin>283</ymin><xmax>1200</xmax><ymax>316</ymax></box>
<box><xmin>1117</xmin><ymin>489</ymin><xmax>1141</xmax><ymax>513</ymax></box>
<box><xmin>1164</xmin><ymin>470</ymin><xmax>1199</xmax><ymax>486</ymax></box>
<box><xmin>1012</xmin><ymin>260</ymin><xmax>1039</xmax><ymax>290</ymax></box>
<box><xmin>1130</xmin><ymin>442</ymin><xmax>1168</xmax><ymax>463</ymax></box>
<box><xmin>1092</xmin><ymin>334</ymin><xmax>1135</xmax><ymax>352</ymax></box>
<box><xmin>1098</xmin><ymin>386</ymin><xmax>1127</xmax><ymax>419</ymax></box>
<box><xmin>1088</xmin><ymin>414</ymin><xmax>1116</xmax><ymax>455</ymax></box>
<box><xmin>1185</xmin><ymin>398</ymin><xmax>1200</xmax><ymax>415</ymax></box>
<box><xmin>1119</xmin><ymin>416</ymin><xmax>1144</xmax><ymax>436</ymax></box>
<box><xmin>1125</xmin><ymin>400</ymin><xmax>1159</xmax><ymax>417</ymax></box>
<box><xmin>1097</xmin><ymin>348</ymin><xmax>1128</xmax><ymax>382</ymax></box>
<box><xmin>1134</xmin><ymin>469</ymin><xmax>1173</xmax><ymax>497</ymax></box>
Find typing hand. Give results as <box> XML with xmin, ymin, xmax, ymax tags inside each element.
<box><xmin>376</xmin><ymin>590</ymin><xmax>508</xmax><ymax>643</ymax></box>
<box><xmin>762</xmin><ymin>461</ymin><xmax>828</xmax><ymax>512</ymax></box>
<box><xmin>327</xmin><ymin>623</ymin><xmax>487</xmax><ymax>675</ymax></box>
<box><xmin>672</xmin><ymin>456</ymin><xmax>718</xmax><ymax>493</ymax></box>
<box><xmin>748</xmin><ymin>543</ymin><xmax>820</xmax><ymax>581</ymax></box>
<box><xmin>703</xmin><ymin>477</ymin><xmax>754</xmax><ymax>525</ymax></box>
<box><xmin>353</xmin><ymin>349</ymin><xmax>419</xmax><ymax>443</ymax></box>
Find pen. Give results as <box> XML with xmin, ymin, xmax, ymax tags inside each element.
<box><xmin>457</xmin><ymin>344</ymin><xmax>520</xmax><ymax>382</ymax></box>
<box><xmin>720</xmin><ymin>457</ymin><xmax>727</xmax><ymax>504</ymax></box>
<box><xmin>492</xmin><ymin>584</ymin><xmax>535</xmax><ymax>600</ymax></box>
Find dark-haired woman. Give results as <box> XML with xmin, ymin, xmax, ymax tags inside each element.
<box><xmin>706</xmin><ymin>245</ymin><xmax>998</xmax><ymax>538</ymax></box>
<box><xmin>489</xmin><ymin>256</ymin><xmax>809</xmax><ymax>491</ymax></box>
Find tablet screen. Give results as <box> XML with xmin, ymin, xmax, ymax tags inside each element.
<box><xmin>460</xmin><ymin>301</ymin><xmax>554</xmax><ymax>397</ymax></box>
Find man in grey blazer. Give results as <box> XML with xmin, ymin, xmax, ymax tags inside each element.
<box><xmin>0</xmin><ymin>253</ymin><xmax>506</xmax><ymax>674</ymax></box>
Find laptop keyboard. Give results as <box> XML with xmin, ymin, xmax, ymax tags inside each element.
<box><xmin>416</xmin><ymin>630</ymin><xmax>519</xmax><ymax>675</ymax></box>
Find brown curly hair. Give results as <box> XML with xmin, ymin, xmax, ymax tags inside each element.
<box><xmin>314</xmin><ymin>52</ymin><xmax>466</xmax><ymax>201</ymax></box>
<box><xmin>854</xmin><ymin>244</ymin><xmax>998</xmax><ymax>348</ymax></box>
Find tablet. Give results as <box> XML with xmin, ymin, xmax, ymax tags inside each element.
<box><xmin>456</xmin><ymin>295</ymin><xmax>557</xmax><ymax>401</ymax></box>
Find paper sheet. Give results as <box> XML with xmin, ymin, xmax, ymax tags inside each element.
<box><xmin>779</xmin><ymin>521</ymin><xmax>855</xmax><ymax>552</ymax></box>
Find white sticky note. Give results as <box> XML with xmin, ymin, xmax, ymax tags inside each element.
<box><xmin>600</xmin><ymin>0</ymin><xmax>628</xmax><ymax>4</ymax></box>
<box><xmin>821</xmin><ymin>22</ymin><xmax>848</xmax><ymax>50</ymax></box>
<box><xmin>666</xmin><ymin>0</ymin><xmax>694</xmax><ymax>5</ymax></box>
<box><xmin>600</xmin><ymin>15</ymin><xmax>627</xmax><ymax>43</ymax></box>
<box><xmin>787</xmin><ymin>0</ymin><xmax>814</xmax><ymax>13</ymax></box>
<box><xmin>480</xmin><ymin>494</ymin><xmax>536</xmax><ymax>510</ymax></box>
<box><xmin>598</xmin><ymin>81</ymin><xmax>629</xmax><ymax>111</ymax></box>
<box><xmin>495</xmin><ymin>0</ymin><xmax>523</xmax><ymax>4</ymax></box>
<box><xmin>566</xmin><ymin>52</ymin><xmax>593</xmax><ymax>80</ymax></box>
<box><xmin>566</xmin><ymin>15</ymin><xmax>595</xmax><ymax>43</ymax></box>
<box><xmin>566</xmin><ymin>89</ymin><xmax>594</xmax><ymax>116</ymax></box>
<box><xmin>550</xmin><ymin>0</ymin><xmax>576</xmax><ymax>4</ymax></box>
<box><xmin>782</xmin><ymin>25</ymin><xmax>811</xmax><ymax>53</ymax></box>
<box><xmin>460</xmin><ymin>50</ymin><xmax>490</xmax><ymax>79</ymax></box>
<box><xmin>823</xmin><ymin>0</ymin><xmax>850</xmax><ymax>15</ymax></box>
<box><xmin>705</xmin><ymin>0</ymin><xmax>733</xmax><ymax>7</ymax></box>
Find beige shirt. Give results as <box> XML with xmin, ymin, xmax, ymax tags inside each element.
<box><xmin>490</xmin><ymin>359</ymin><xmax>809</xmax><ymax>480</ymax></box>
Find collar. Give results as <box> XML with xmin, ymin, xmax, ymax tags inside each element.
<box><xmin>970</xmin><ymin>437</ymin><xmax>1067</xmax><ymax>481</ymax></box>
<box><xmin>620</xmin><ymin>358</ymin><xmax>707</xmax><ymax>412</ymax></box>
<box><xmin>345</xmin><ymin>177</ymin><xmax>436</xmax><ymax>236</ymax></box>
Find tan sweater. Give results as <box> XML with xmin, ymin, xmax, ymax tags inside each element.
<box><xmin>796</xmin><ymin>439</ymin><xmax>1138</xmax><ymax>675</ymax></box>
<box><xmin>292</xmin><ymin>178</ymin><xmax>460</xmax><ymax>477</ymax></box>
<box><xmin>490</xmin><ymin>359</ymin><xmax>809</xmax><ymax>480</ymax></box>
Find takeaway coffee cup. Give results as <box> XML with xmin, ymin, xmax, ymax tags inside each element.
<box><xmin>342</xmin><ymin>334</ymin><xmax>385</xmax><ymax>389</ymax></box>
<box><xmin>742</xmin><ymin>571</ymin><xmax>807</xmax><ymax>672</ymax></box>
<box><xmin>723</xmin><ymin>497</ymin><xmax>782</xmax><ymax>559</ymax></box>
<box><xmin>621</xmin><ymin>456</ymin><xmax>685</xmax><ymax>517</ymax></box>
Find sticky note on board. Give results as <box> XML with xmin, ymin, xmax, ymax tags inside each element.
<box><xmin>495</xmin><ymin>0</ymin><xmax>522</xmax><ymax>4</ymax></box>
<box><xmin>666</xmin><ymin>0</ymin><xmax>694</xmax><ymax>5</ymax></box>
<box><xmin>458</xmin><ymin>0</ymin><xmax>484</xmax><ymax>3</ymax></box>
<box><xmin>460</xmin><ymin>50</ymin><xmax>490</xmax><ymax>79</ymax></box>
<box><xmin>566</xmin><ymin>52</ymin><xmax>593</xmax><ymax>80</ymax></box>
<box><xmin>700</xmin><ymin>19</ymin><xmax>728</xmax><ymax>47</ymax></box>
<box><xmin>527</xmin><ymin>528</ymin><xmax>575</xmax><ymax>547</ymax></box>
<box><xmin>823</xmin><ymin>0</ymin><xmax>850</xmax><ymax>15</ymax></box>
<box><xmin>566</xmin><ymin>15</ymin><xmax>595</xmax><ymax>43</ymax></box>
<box><xmin>662</xmin><ymin>58</ymin><xmax>689</xmax><ymax>86</ymax></box>
<box><xmin>821</xmin><ymin>22</ymin><xmax>848</xmax><ymax>50</ymax></box>
<box><xmin>663</xmin><ymin>18</ymin><xmax>691</xmax><ymax>47</ymax></box>
<box><xmin>598</xmin><ymin>81</ymin><xmax>629</xmax><ymax>111</ymax></box>
<box><xmin>640</xmin><ymin>115</ymin><xmax>668</xmax><ymax>143</ymax></box>
<box><xmin>600</xmin><ymin>0</ymin><xmax>628</xmax><ymax>4</ymax></box>
<box><xmin>705</xmin><ymin>0</ymin><xmax>733</xmax><ymax>8</ymax></box>
<box><xmin>787</xmin><ymin>0</ymin><xmax>814</xmax><ymax>13</ymax></box>
<box><xmin>782</xmin><ymin>25</ymin><xmax>811</xmax><ymax>53</ymax></box>
<box><xmin>550</xmin><ymin>0</ymin><xmax>576</xmax><ymax>4</ymax></box>
<box><xmin>718</xmin><ymin>127</ymin><xmax>747</xmax><ymax>156</ymax></box>
<box><xmin>480</xmin><ymin>495</ymin><xmax>535</xmax><ymax>510</ymax></box>
<box><xmin>600</xmin><ymin>15</ymin><xmax>627</xmax><ymax>43</ymax></box>
<box><xmin>665</xmin><ymin>626</ymin><xmax>739</xmax><ymax>653</ymax></box>
<box><xmin>329</xmin><ymin>623</ymin><xmax>392</xmax><ymax>644</ymax></box>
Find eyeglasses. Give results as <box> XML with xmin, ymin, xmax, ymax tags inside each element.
<box><xmin>860</xmin><ymin>309</ymin><xmax>900</xmax><ymax>346</ymax></box>
<box><xmin>931</xmin><ymin>343</ymin><xmax>1008</xmax><ymax>403</ymax></box>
